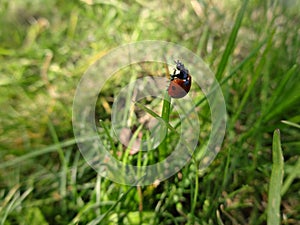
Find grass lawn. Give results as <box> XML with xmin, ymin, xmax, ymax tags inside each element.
<box><xmin>0</xmin><ymin>0</ymin><xmax>300</xmax><ymax>224</ymax></box>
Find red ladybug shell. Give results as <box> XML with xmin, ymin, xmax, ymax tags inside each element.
<box><xmin>168</xmin><ymin>75</ymin><xmax>192</xmax><ymax>98</ymax></box>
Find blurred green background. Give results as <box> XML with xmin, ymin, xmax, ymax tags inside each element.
<box><xmin>0</xmin><ymin>0</ymin><xmax>299</xmax><ymax>224</ymax></box>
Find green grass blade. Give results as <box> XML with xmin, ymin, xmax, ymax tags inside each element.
<box><xmin>262</xmin><ymin>65</ymin><xmax>298</xmax><ymax>122</ymax></box>
<box><xmin>135</xmin><ymin>99</ymin><xmax>194</xmax><ymax>157</ymax></box>
<box><xmin>230</xmin><ymin>31</ymin><xmax>275</xmax><ymax>129</ymax></box>
<box><xmin>87</xmin><ymin>183</ymin><xmax>141</xmax><ymax>225</ymax></box>
<box><xmin>99</xmin><ymin>119</ymin><xmax>117</xmax><ymax>156</ymax></box>
<box><xmin>267</xmin><ymin>129</ymin><xmax>284</xmax><ymax>225</ymax></box>
<box><xmin>159</xmin><ymin>92</ymin><xmax>171</xmax><ymax>159</ymax></box>
<box><xmin>281</xmin><ymin>120</ymin><xmax>300</xmax><ymax>129</ymax></box>
<box><xmin>281</xmin><ymin>157</ymin><xmax>300</xmax><ymax>196</ymax></box>
<box><xmin>280</xmin><ymin>120</ymin><xmax>300</xmax><ymax>196</ymax></box>
<box><xmin>0</xmin><ymin>138</ymin><xmax>80</xmax><ymax>169</ymax></box>
<box><xmin>215</xmin><ymin>0</ymin><xmax>249</xmax><ymax>80</ymax></box>
<box><xmin>161</xmin><ymin>91</ymin><xmax>171</xmax><ymax>124</ymax></box>
<box><xmin>134</xmin><ymin>100</ymin><xmax>176</xmax><ymax>134</ymax></box>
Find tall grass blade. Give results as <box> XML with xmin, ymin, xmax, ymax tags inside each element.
<box><xmin>267</xmin><ymin>129</ymin><xmax>284</xmax><ymax>225</ymax></box>
<box><xmin>215</xmin><ymin>0</ymin><xmax>249</xmax><ymax>80</ymax></box>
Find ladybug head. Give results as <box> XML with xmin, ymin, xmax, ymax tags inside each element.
<box><xmin>174</xmin><ymin>60</ymin><xmax>185</xmax><ymax>71</ymax></box>
<box><xmin>174</xmin><ymin>60</ymin><xmax>189</xmax><ymax>75</ymax></box>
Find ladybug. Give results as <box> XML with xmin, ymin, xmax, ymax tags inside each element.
<box><xmin>168</xmin><ymin>60</ymin><xmax>192</xmax><ymax>98</ymax></box>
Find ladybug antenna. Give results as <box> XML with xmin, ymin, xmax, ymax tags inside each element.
<box><xmin>174</xmin><ymin>60</ymin><xmax>185</xmax><ymax>71</ymax></box>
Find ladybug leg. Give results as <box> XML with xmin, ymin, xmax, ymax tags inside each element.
<box><xmin>170</xmin><ymin>69</ymin><xmax>177</xmax><ymax>80</ymax></box>
<box><xmin>173</xmin><ymin>68</ymin><xmax>177</xmax><ymax>75</ymax></box>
